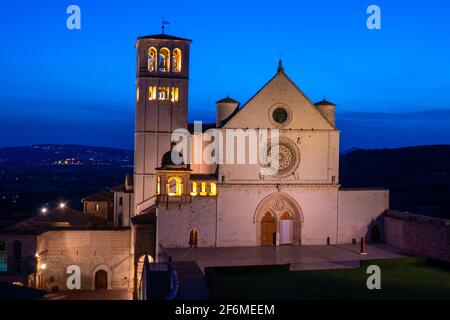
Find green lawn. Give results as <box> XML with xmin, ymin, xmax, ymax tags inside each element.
<box><xmin>205</xmin><ymin>258</ymin><xmax>450</xmax><ymax>300</ymax></box>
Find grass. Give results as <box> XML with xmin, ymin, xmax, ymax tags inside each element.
<box><xmin>205</xmin><ymin>257</ymin><xmax>450</xmax><ymax>300</ymax></box>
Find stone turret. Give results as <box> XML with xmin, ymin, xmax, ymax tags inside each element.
<box><xmin>315</xmin><ymin>98</ymin><xmax>336</xmax><ymax>126</ymax></box>
<box><xmin>216</xmin><ymin>96</ymin><xmax>239</xmax><ymax>127</ymax></box>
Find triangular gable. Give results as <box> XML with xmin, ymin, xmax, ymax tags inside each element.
<box><xmin>222</xmin><ymin>71</ymin><xmax>336</xmax><ymax>131</ymax></box>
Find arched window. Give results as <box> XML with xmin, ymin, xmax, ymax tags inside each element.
<box><xmin>189</xmin><ymin>229</ymin><xmax>198</xmax><ymax>248</ymax></box>
<box><xmin>167</xmin><ymin>176</ymin><xmax>183</xmax><ymax>196</ymax></box>
<box><xmin>147</xmin><ymin>47</ymin><xmax>157</xmax><ymax>72</ymax></box>
<box><xmin>13</xmin><ymin>240</ymin><xmax>22</xmax><ymax>272</ymax></box>
<box><xmin>172</xmin><ymin>48</ymin><xmax>182</xmax><ymax>72</ymax></box>
<box><xmin>158</xmin><ymin>48</ymin><xmax>170</xmax><ymax>72</ymax></box>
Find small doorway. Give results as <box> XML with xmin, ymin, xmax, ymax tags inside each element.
<box><xmin>261</xmin><ymin>212</ymin><xmax>276</xmax><ymax>246</ymax></box>
<box><xmin>279</xmin><ymin>212</ymin><xmax>293</xmax><ymax>245</ymax></box>
<box><xmin>95</xmin><ymin>270</ymin><xmax>108</xmax><ymax>290</ymax></box>
<box><xmin>371</xmin><ymin>225</ymin><xmax>381</xmax><ymax>243</ymax></box>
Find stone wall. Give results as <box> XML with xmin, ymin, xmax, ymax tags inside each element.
<box><xmin>36</xmin><ymin>229</ymin><xmax>131</xmax><ymax>291</ymax></box>
<box><xmin>337</xmin><ymin>189</ymin><xmax>389</xmax><ymax>244</ymax></box>
<box><xmin>384</xmin><ymin>210</ymin><xmax>450</xmax><ymax>262</ymax></box>
<box><xmin>157</xmin><ymin>197</ymin><xmax>217</xmax><ymax>248</ymax></box>
<box><xmin>84</xmin><ymin>201</ymin><xmax>113</xmax><ymax>221</ymax></box>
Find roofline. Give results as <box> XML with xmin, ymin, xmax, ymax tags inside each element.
<box><xmin>135</xmin><ymin>34</ymin><xmax>192</xmax><ymax>48</ymax></box>
<box><xmin>220</xmin><ymin>70</ymin><xmax>338</xmax><ymax>130</ymax></box>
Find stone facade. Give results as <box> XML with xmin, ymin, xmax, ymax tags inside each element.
<box><xmin>131</xmin><ymin>33</ymin><xmax>389</xmax><ymax>250</ymax></box>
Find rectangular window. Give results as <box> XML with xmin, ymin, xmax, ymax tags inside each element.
<box><xmin>209</xmin><ymin>182</ymin><xmax>217</xmax><ymax>196</ymax></box>
<box><xmin>157</xmin><ymin>176</ymin><xmax>161</xmax><ymax>195</ymax></box>
<box><xmin>190</xmin><ymin>181</ymin><xmax>198</xmax><ymax>196</ymax></box>
<box><xmin>200</xmin><ymin>182</ymin><xmax>208</xmax><ymax>196</ymax></box>
<box><xmin>171</xmin><ymin>87</ymin><xmax>179</xmax><ymax>102</ymax></box>
<box><xmin>0</xmin><ymin>240</ymin><xmax>7</xmax><ymax>272</ymax></box>
<box><xmin>158</xmin><ymin>87</ymin><xmax>170</xmax><ymax>100</ymax></box>
<box><xmin>119</xmin><ymin>197</ymin><xmax>123</xmax><ymax>206</ymax></box>
<box><xmin>148</xmin><ymin>86</ymin><xmax>157</xmax><ymax>101</ymax></box>
<box><xmin>95</xmin><ymin>204</ymin><xmax>100</xmax><ymax>212</ymax></box>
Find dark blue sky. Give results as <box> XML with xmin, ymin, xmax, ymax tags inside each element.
<box><xmin>1</xmin><ymin>0</ymin><xmax>449</xmax><ymax>150</ymax></box>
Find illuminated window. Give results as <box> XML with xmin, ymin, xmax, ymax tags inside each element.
<box><xmin>190</xmin><ymin>182</ymin><xmax>198</xmax><ymax>196</ymax></box>
<box><xmin>147</xmin><ymin>47</ymin><xmax>157</xmax><ymax>72</ymax></box>
<box><xmin>148</xmin><ymin>86</ymin><xmax>157</xmax><ymax>101</ymax></box>
<box><xmin>95</xmin><ymin>204</ymin><xmax>100</xmax><ymax>212</ymax></box>
<box><xmin>189</xmin><ymin>229</ymin><xmax>198</xmax><ymax>248</ymax></box>
<box><xmin>172</xmin><ymin>48</ymin><xmax>182</xmax><ymax>72</ymax></box>
<box><xmin>157</xmin><ymin>176</ymin><xmax>161</xmax><ymax>195</ymax></box>
<box><xmin>159</xmin><ymin>48</ymin><xmax>170</xmax><ymax>72</ymax></box>
<box><xmin>171</xmin><ymin>87</ymin><xmax>179</xmax><ymax>102</ymax></box>
<box><xmin>167</xmin><ymin>177</ymin><xmax>183</xmax><ymax>196</ymax></box>
<box><xmin>158</xmin><ymin>87</ymin><xmax>170</xmax><ymax>100</ymax></box>
<box><xmin>209</xmin><ymin>182</ymin><xmax>217</xmax><ymax>196</ymax></box>
<box><xmin>0</xmin><ymin>240</ymin><xmax>6</xmax><ymax>272</ymax></box>
<box><xmin>199</xmin><ymin>182</ymin><xmax>207</xmax><ymax>196</ymax></box>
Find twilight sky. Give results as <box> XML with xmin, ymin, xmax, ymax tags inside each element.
<box><xmin>0</xmin><ymin>0</ymin><xmax>449</xmax><ymax>150</ymax></box>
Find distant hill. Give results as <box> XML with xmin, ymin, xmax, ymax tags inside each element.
<box><xmin>340</xmin><ymin>145</ymin><xmax>450</xmax><ymax>218</ymax></box>
<box><xmin>1</xmin><ymin>144</ymin><xmax>449</xmax><ymax>223</ymax></box>
<box><xmin>0</xmin><ymin>144</ymin><xmax>133</xmax><ymax>167</ymax></box>
<box><xmin>0</xmin><ymin>145</ymin><xmax>133</xmax><ymax>224</ymax></box>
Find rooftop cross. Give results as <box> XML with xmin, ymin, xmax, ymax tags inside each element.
<box><xmin>278</xmin><ymin>59</ymin><xmax>284</xmax><ymax>73</ymax></box>
<box><xmin>161</xmin><ymin>17</ymin><xmax>170</xmax><ymax>34</ymax></box>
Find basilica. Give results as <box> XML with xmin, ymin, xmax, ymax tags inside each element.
<box><xmin>0</xmin><ymin>32</ymin><xmax>388</xmax><ymax>297</ymax></box>
<box><xmin>132</xmin><ymin>32</ymin><xmax>388</xmax><ymax>252</ymax></box>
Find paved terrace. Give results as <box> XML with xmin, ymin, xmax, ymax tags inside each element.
<box><xmin>165</xmin><ymin>244</ymin><xmax>406</xmax><ymax>272</ymax></box>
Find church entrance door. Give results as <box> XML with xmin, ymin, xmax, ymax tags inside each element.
<box><xmin>95</xmin><ymin>270</ymin><xmax>108</xmax><ymax>290</ymax></box>
<box><xmin>261</xmin><ymin>212</ymin><xmax>276</xmax><ymax>245</ymax></box>
<box><xmin>279</xmin><ymin>212</ymin><xmax>293</xmax><ymax>244</ymax></box>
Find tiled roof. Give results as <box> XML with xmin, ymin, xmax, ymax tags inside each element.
<box><xmin>4</xmin><ymin>206</ymin><xmax>108</xmax><ymax>234</ymax></box>
<box><xmin>216</xmin><ymin>96</ymin><xmax>239</xmax><ymax>104</ymax></box>
<box><xmin>130</xmin><ymin>206</ymin><xmax>157</xmax><ymax>225</ymax></box>
<box><xmin>314</xmin><ymin>99</ymin><xmax>336</xmax><ymax>106</ymax></box>
<box><xmin>190</xmin><ymin>174</ymin><xmax>218</xmax><ymax>181</ymax></box>
<box><xmin>81</xmin><ymin>190</ymin><xmax>114</xmax><ymax>202</ymax></box>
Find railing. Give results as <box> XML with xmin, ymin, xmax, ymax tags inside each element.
<box><xmin>136</xmin><ymin>195</ymin><xmax>158</xmax><ymax>214</ymax></box>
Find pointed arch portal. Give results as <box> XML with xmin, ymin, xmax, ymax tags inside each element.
<box><xmin>254</xmin><ymin>192</ymin><xmax>303</xmax><ymax>246</ymax></box>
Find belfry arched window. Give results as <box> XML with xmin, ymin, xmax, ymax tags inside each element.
<box><xmin>147</xmin><ymin>47</ymin><xmax>157</xmax><ymax>72</ymax></box>
<box><xmin>159</xmin><ymin>48</ymin><xmax>170</xmax><ymax>72</ymax></box>
<box><xmin>172</xmin><ymin>48</ymin><xmax>182</xmax><ymax>73</ymax></box>
<box><xmin>167</xmin><ymin>176</ymin><xmax>182</xmax><ymax>196</ymax></box>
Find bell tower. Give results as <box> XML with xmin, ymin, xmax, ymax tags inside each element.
<box><xmin>134</xmin><ymin>33</ymin><xmax>192</xmax><ymax>214</ymax></box>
